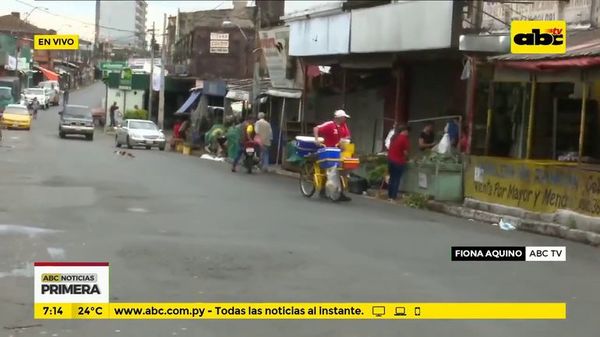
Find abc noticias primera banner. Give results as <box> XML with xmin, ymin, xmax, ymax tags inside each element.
<box><xmin>33</xmin><ymin>261</ymin><xmax>566</xmax><ymax>320</ymax></box>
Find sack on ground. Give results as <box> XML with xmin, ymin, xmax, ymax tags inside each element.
<box><xmin>326</xmin><ymin>167</ymin><xmax>341</xmax><ymax>196</ymax></box>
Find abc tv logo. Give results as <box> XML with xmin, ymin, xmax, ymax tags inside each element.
<box><xmin>510</xmin><ymin>21</ymin><xmax>566</xmax><ymax>54</ymax></box>
<box><xmin>514</xmin><ymin>28</ymin><xmax>564</xmax><ymax>46</ymax></box>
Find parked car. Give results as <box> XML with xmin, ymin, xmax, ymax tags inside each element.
<box><xmin>115</xmin><ymin>119</ymin><xmax>166</xmax><ymax>150</ymax></box>
<box><xmin>58</xmin><ymin>104</ymin><xmax>94</xmax><ymax>140</ymax></box>
<box><xmin>1</xmin><ymin>104</ymin><xmax>32</xmax><ymax>130</ymax></box>
<box><xmin>38</xmin><ymin>80</ymin><xmax>60</xmax><ymax>106</ymax></box>
<box><xmin>22</xmin><ymin>88</ymin><xmax>49</xmax><ymax>109</ymax></box>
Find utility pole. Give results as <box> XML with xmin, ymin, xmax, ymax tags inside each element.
<box><xmin>148</xmin><ymin>22</ymin><xmax>155</xmax><ymax>121</ymax></box>
<box><xmin>251</xmin><ymin>5</ymin><xmax>261</xmax><ymax>115</ymax></box>
<box><xmin>158</xmin><ymin>14</ymin><xmax>166</xmax><ymax>130</ymax></box>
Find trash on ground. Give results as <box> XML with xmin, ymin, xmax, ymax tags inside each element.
<box><xmin>498</xmin><ymin>218</ymin><xmax>516</xmax><ymax>231</ymax></box>
<box><xmin>113</xmin><ymin>150</ymin><xmax>135</xmax><ymax>158</ymax></box>
<box><xmin>200</xmin><ymin>154</ymin><xmax>225</xmax><ymax>162</ymax></box>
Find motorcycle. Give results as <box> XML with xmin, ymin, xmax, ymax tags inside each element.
<box><xmin>242</xmin><ymin>140</ymin><xmax>260</xmax><ymax>174</ymax></box>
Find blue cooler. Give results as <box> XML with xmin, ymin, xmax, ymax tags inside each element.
<box><xmin>316</xmin><ymin>147</ymin><xmax>341</xmax><ymax>169</ymax></box>
<box><xmin>295</xmin><ymin>136</ymin><xmax>322</xmax><ymax>157</ymax></box>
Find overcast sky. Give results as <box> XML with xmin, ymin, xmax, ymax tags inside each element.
<box><xmin>3</xmin><ymin>0</ymin><xmax>327</xmax><ymax>43</ymax></box>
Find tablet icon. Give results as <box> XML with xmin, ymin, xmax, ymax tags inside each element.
<box><xmin>394</xmin><ymin>307</ymin><xmax>406</xmax><ymax>316</ymax></box>
<box><xmin>414</xmin><ymin>306</ymin><xmax>421</xmax><ymax>316</ymax></box>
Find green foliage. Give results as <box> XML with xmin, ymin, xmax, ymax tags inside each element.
<box><xmin>403</xmin><ymin>193</ymin><xmax>430</xmax><ymax>209</ymax></box>
<box><xmin>123</xmin><ymin>109</ymin><xmax>148</xmax><ymax>120</ymax></box>
<box><xmin>366</xmin><ymin>163</ymin><xmax>387</xmax><ymax>186</ymax></box>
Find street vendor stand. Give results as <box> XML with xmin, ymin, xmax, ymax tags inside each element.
<box><xmin>402</xmin><ymin>115</ymin><xmax>464</xmax><ymax>202</ymax></box>
<box><xmin>464</xmin><ymin>29</ymin><xmax>600</xmax><ymax>220</ymax></box>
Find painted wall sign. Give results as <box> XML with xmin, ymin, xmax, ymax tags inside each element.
<box><xmin>465</xmin><ymin>156</ymin><xmax>600</xmax><ymax>216</ymax></box>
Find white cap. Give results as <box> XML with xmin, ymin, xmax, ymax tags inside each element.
<box><xmin>334</xmin><ymin>109</ymin><xmax>350</xmax><ymax>118</ymax></box>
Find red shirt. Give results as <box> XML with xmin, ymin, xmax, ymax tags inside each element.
<box><xmin>316</xmin><ymin>121</ymin><xmax>351</xmax><ymax>147</ymax></box>
<box><xmin>173</xmin><ymin>121</ymin><xmax>182</xmax><ymax>138</ymax></box>
<box><xmin>388</xmin><ymin>133</ymin><xmax>409</xmax><ymax>165</ymax></box>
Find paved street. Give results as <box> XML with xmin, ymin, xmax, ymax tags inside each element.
<box><xmin>0</xmin><ymin>82</ymin><xmax>598</xmax><ymax>336</ymax></box>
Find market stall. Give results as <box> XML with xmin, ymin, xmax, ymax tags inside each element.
<box><xmin>465</xmin><ymin>29</ymin><xmax>600</xmax><ymax>222</ymax></box>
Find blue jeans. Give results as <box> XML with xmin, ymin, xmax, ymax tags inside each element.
<box><xmin>387</xmin><ymin>161</ymin><xmax>406</xmax><ymax>200</ymax></box>
<box><xmin>260</xmin><ymin>145</ymin><xmax>270</xmax><ymax>169</ymax></box>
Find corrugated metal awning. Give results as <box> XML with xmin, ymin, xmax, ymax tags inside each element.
<box><xmin>267</xmin><ymin>88</ymin><xmax>302</xmax><ymax>99</ymax></box>
<box><xmin>225</xmin><ymin>89</ymin><xmax>250</xmax><ymax>101</ymax></box>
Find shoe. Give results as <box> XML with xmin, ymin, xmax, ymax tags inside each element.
<box><xmin>231</xmin><ymin>167</ymin><xmax>236</xmax><ymax>173</ymax></box>
<box><xmin>388</xmin><ymin>198</ymin><xmax>395</xmax><ymax>203</ymax></box>
<box><xmin>339</xmin><ymin>195</ymin><xmax>352</xmax><ymax>202</ymax></box>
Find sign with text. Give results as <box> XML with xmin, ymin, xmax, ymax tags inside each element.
<box><xmin>210</xmin><ymin>32</ymin><xmax>229</xmax><ymax>54</ymax></box>
<box><xmin>259</xmin><ymin>26</ymin><xmax>301</xmax><ymax>89</ymax></box>
<box><xmin>34</xmin><ymin>302</ymin><xmax>565</xmax><ymax>320</ymax></box>
<box><xmin>464</xmin><ymin>156</ymin><xmax>600</xmax><ymax>216</ymax></box>
<box><xmin>510</xmin><ymin>21</ymin><xmax>566</xmax><ymax>54</ymax></box>
<box><xmin>210</xmin><ymin>33</ymin><xmax>229</xmax><ymax>40</ymax></box>
<box><xmin>34</xmin><ymin>262</ymin><xmax>109</xmax><ymax>304</ymax></box>
<box><xmin>34</xmin><ymin>35</ymin><xmax>79</xmax><ymax>50</ymax></box>
<box><xmin>452</xmin><ymin>246</ymin><xmax>566</xmax><ymax>262</ymax></box>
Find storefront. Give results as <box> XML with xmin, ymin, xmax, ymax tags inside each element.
<box><xmin>464</xmin><ymin>29</ymin><xmax>600</xmax><ymax>229</ymax></box>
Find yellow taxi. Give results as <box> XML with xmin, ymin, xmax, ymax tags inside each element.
<box><xmin>1</xmin><ymin>104</ymin><xmax>32</xmax><ymax>130</ymax></box>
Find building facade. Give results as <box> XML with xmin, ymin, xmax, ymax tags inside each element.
<box><xmin>482</xmin><ymin>0</ymin><xmax>600</xmax><ymax>32</ymax></box>
<box><xmin>171</xmin><ymin>2</ymin><xmax>256</xmax><ymax>78</ymax></box>
<box><xmin>97</xmin><ymin>0</ymin><xmax>147</xmax><ymax>49</ymax></box>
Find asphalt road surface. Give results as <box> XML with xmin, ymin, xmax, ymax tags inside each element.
<box><xmin>0</xmin><ymin>82</ymin><xmax>599</xmax><ymax>337</ymax></box>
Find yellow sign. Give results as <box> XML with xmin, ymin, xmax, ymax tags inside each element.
<box><xmin>34</xmin><ymin>302</ymin><xmax>566</xmax><ymax>320</ymax></box>
<box><xmin>34</xmin><ymin>35</ymin><xmax>79</xmax><ymax>50</ymax></box>
<box><xmin>465</xmin><ymin>156</ymin><xmax>600</xmax><ymax>216</ymax></box>
<box><xmin>510</xmin><ymin>21</ymin><xmax>566</xmax><ymax>54</ymax></box>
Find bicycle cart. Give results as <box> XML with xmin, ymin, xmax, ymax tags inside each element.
<box><xmin>295</xmin><ymin>136</ymin><xmax>359</xmax><ymax>202</ymax></box>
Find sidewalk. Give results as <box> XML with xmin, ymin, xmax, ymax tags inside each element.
<box><xmin>426</xmin><ymin>199</ymin><xmax>600</xmax><ymax>246</ymax></box>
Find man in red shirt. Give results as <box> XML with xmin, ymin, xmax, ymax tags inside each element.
<box><xmin>313</xmin><ymin>110</ymin><xmax>351</xmax><ymax>147</ymax></box>
<box><xmin>387</xmin><ymin>125</ymin><xmax>410</xmax><ymax>201</ymax></box>
<box><xmin>313</xmin><ymin>109</ymin><xmax>352</xmax><ymax>201</ymax></box>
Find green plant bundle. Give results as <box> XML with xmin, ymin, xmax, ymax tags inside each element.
<box><xmin>123</xmin><ymin>109</ymin><xmax>149</xmax><ymax>120</ymax></box>
<box><xmin>403</xmin><ymin>193</ymin><xmax>429</xmax><ymax>209</ymax></box>
<box><xmin>366</xmin><ymin>163</ymin><xmax>387</xmax><ymax>185</ymax></box>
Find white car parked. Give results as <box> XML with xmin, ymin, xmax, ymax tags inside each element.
<box><xmin>22</xmin><ymin>88</ymin><xmax>50</xmax><ymax>109</ymax></box>
<box><xmin>115</xmin><ymin>119</ymin><xmax>166</xmax><ymax>151</ymax></box>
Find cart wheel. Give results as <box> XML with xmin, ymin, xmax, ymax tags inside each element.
<box><xmin>299</xmin><ymin>162</ymin><xmax>316</xmax><ymax>197</ymax></box>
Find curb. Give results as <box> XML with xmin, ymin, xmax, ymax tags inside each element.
<box><xmin>426</xmin><ymin>200</ymin><xmax>600</xmax><ymax>247</ymax></box>
<box><xmin>272</xmin><ymin>168</ymin><xmax>299</xmax><ymax>179</ymax></box>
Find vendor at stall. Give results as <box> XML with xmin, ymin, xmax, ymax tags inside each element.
<box><xmin>418</xmin><ymin>121</ymin><xmax>436</xmax><ymax>151</ymax></box>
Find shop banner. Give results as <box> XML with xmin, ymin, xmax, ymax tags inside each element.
<box><xmin>464</xmin><ymin>156</ymin><xmax>600</xmax><ymax>216</ymax></box>
<box><xmin>259</xmin><ymin>26</ymin><xmax>301</xmax><ymax>90</ymax></box>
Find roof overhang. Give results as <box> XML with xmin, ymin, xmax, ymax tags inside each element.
<box><xmin>266</xmin><ymin>88</ymin><xmax>302</xmax><ymax>99</ymax></box>
<box><xmin>459</xmin><ymin>34</ymin><xmax>510</xmax><ymax>53</ymax></box>
<box><xmin>281</xmin><ymin>1</ymin><xmax>345</xmax><ymax>23</ymax></box>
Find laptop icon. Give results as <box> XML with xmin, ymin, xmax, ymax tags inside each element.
<box><xmin>394</xmin><ymin>307</ymin><xmax>406</xmax><ymax>316</ymax></box>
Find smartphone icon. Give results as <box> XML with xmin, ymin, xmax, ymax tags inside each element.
<box><xmin>414</xmin><ymin>307</ymin><xmax>421</xmax><ymax>316</ymax></box>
